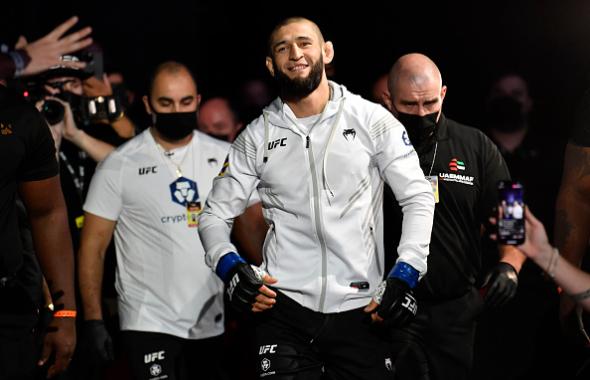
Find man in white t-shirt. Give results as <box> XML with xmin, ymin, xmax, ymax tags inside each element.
<box><xmin>78</xmin><ymin>61</ymin><xmax>262</xmax><ymax>380</ymax></box>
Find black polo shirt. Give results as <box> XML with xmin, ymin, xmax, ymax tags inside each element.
<box><xmin>0</xmin><ymin>86</ymin><xmax>58</xmax><ymax>277</ymax></box>
<box><xmin>572</xmin><ymin>88</ymin><xmax>590</xmax><ymax>147</ymax></box>
<box><xmin>384</xmin><ymin>114</ymin><xmax>510</xmax><ymax>301</ymax></box>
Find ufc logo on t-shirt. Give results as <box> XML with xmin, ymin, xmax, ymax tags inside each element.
<box><xmin>144</xmin><ymin>350</ymin><xmax>165</xmax><ymax>363</ymax></box>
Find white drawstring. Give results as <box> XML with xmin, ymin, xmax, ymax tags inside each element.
<box><xmin>322</xmin><ymin>99</ymin><xmax>345</xmax><ymax>205</ymax></box>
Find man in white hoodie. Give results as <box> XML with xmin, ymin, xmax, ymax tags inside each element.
<box><xmin>199</xmin><ymin>17</ymin><xmax>435</xmax><ymax>379</ymax></box>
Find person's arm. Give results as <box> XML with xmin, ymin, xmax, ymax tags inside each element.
<box><xmin>109</xmin><ymin>116</ymin><xmax>136</xmax><ymax>139</ymax></box>
<box><xmin>516</xmin><ymin>208</ymin><xmax>590</xmax><ymax>312</ymax></box>
<box><xmin>372</xmin><ymin>109</ymin><xmax>435</xmax><ymax>277</ymax></box>
<box><xmin>499</xmin><ymin>245</ymin><xmax>526</xmax><ymax>273</ymax></box>
<box><xmin>534</xmin><ymin>250</ymin><xmax>590</xmax><ymax>313</ymax></box>
<box><xmin>18</xmin><ymin>16</ymin><xmax>92</xmax><ymax>77</ymax></box>
<box><xmin>65</xmin><ymin>129</ymin><xmax>116</xmax><ymax>162</ymax></box>
<box><xmin>199</xmin><ymin>129</ymin><xmax>277</xmax><ymax>312</ymax></box>
<box><xmin>18</xmin><ymin>176</ymin><xmax>76</xmax><ymax>378</ymax></box>
<box><xmin>77</xmin><ymin>151</ymin><xmax>123</xmax><ymax>363</ymax></box>
<box><xmin>364</xmin><ymin>108</ymin><xmax>434</xmax><ymax>323</ymax></box>
<box><xmin>554</xmin><ymin>143</ymin><xmax>590</xmax><ymax>318</ymax></box>
<box><xmin>481</xmin><ymin>244</ymin><xmax>525</xmax><ymax>308</ymax></box>
<box><xmin>231</xmin><ymin>202</ymin><xmax>267</xmax><ymax>266</ymax></box>
<box><xmin>82</xmin><ymin>75</ymin><xmax>135</xmax><ymax>139</ymax></box>
<box><xmin>49</xmin><ymin>96</ymin><xmax>115</xmax><ymax>162</ymax></box>
<box><xmin>78</xmin><ymin>212</ymin><xmax>116</xmax><ymax>320</ymax></box>
<box><xmin>476</xmin><ymin>132</ymin><xmax>523</xmax><ymax>307</ymax></box>
<box><xmin>77</xmin><ymin>212</ymin><xmax>116</xmax><ymax>363</ymax></box>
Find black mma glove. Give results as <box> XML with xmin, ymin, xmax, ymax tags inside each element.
<box><xmin>482</xmin><ymin>262</ymin><xmax>518</xmax><ymax>308</ymax></box>
<box><xmin>373</xmin><ymin>262</ymin><xmax>419</xmax><ymax>327</ymax></box>
<box><xmin>216</xmin><ymin>252</ymin><xmax>267</xmax><ymax>312</ymax></box>
<box><xmin>83</xmin><ymin>320</ymin><xmax>114</xmax><ymax>364</ymax></box>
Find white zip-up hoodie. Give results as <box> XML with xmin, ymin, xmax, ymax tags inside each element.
<box><xmin>199</xmin><ymin>82</ymin><xmax>434</xmax><ymax>313</ymax></box>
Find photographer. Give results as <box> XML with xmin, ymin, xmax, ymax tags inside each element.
<box><xmin>30</xmin><ymin>53</ymin><xmax>134</xmax><ymax>252</ymax></box>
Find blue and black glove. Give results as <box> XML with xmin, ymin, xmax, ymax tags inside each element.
<box><xmin>216</xmin><ymin>252</ymin><xmax>268</xmax><ymax>312</ymax></box>
<box><xmin>372</xmin><ymin>262</ymin><xmax>419</xmax><ymax>327</ymax></box>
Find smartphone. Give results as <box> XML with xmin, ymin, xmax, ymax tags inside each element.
<box><xmin>497</xmin><ymin>181</ymin><xmax>525</xmax><ymax>245</ymax></box>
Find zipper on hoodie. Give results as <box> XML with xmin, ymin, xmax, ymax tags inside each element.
<box><xmin>305</xmin><ymin>134</ymin><xmax>329</xmax><ymax>312</ymax></box>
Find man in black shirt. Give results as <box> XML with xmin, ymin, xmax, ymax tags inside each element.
<box><xmin>0</xmin><ymin>85</ymin><xmax>76</xmax><ymax>379</ymax></box>
<box><xmin>381</xmin><ymin>53</ymin><xmax>525</xmax><ymax>380</ymax></box>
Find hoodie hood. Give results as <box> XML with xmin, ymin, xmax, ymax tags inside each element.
<box><xmin>264</xmin><ymin>81</ymin><xmax>347</xmax><ymax>132</ymax></box>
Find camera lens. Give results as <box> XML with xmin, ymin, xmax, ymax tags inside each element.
<box><xmin>42</xmin><ymin>99</ymin><xmax>65</xmax><ymax>125</ymax></box>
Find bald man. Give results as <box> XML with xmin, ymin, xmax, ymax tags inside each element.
<box><xmin>78</xmin><ymin>61</ymin><xmax>262</xmax><ymax>380</ymax></box>
<box><xmin>383</xmin><ymin>53</ymin><xmax>525</xmax><ymax>379</ymax></box>
<box><xmin>198</xmin><ymin>97</ymin><xmax>243</xmax><ymax>142</ymax></box>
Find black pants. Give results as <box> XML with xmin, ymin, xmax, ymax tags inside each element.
<box><xmin>121</xmin><ymin>330</ymin><xmax>224</xmax><ymax>380</ymax></box>
<box><xmin>388</xmin><ymin>287</ymin><xmax>482</xmax><ymax>380</ymax></box>
<box><xmin>0</xmin><ymin>313</ymin><xmax>40</xmax><ymax>380</ymax></box>
<box><xmin>254</xmin><ymin>291</ymin><xmax>393</xmax><ymax>380</ymax></box>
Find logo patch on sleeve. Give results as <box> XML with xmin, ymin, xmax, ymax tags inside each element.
<box><xmin>218</xmin><ymin>155</ymin><xmax>230</xmax><ymax>177</ymax></box>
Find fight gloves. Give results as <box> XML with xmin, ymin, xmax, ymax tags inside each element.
<box><xmin>372</xmin><ymin>262</ymin><xmax>419</xmax><ymax>327</ymax></box>
<box><xmin>481</xmin><ymin>262</ymin><xmax>518</xmax><ymax>308</ymax></box>
<box><xmin>216</xmin><ymin>252</ymin><xmax>268</xmax><ymax>312</ymax></box>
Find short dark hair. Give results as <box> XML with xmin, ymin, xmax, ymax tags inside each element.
<box><xmin>267</xmin><ymin>17</ymin><xmax>324</xmax><ymax>57</ymax></box>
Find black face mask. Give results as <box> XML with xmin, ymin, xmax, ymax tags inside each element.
<box><xmin>395</xmin><ymin>111</ymin><xmax>439</xmax><ymax>150</ymax></box>
<box><xmin>486</xmin><ymin>96</ymin><xmax>526</xmax><ymax>133</ymax></box>
<box><xmin>151</xmin><ymin>111</ymin><xmax>196</xmax><ymax>141</ymax></box>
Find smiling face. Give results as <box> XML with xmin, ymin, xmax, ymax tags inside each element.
<box><xmin>265</xmin><ymin>19</ymin><xmax>333</xmax><ymax>100</ymax></box>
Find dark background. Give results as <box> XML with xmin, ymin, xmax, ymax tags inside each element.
<box><xmin>3</xmin><ymin>0</ymin><xmax>590</xmax><ymax>139</ymax></box>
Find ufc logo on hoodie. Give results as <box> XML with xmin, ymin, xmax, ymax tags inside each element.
<box><xmin>268</xmin><ymin>138</ymin><xmax>287</xmax><ymax>150</ymax></box>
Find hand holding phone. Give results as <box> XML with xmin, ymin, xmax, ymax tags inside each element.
<box><xmin>497</xmin><ymin>181</ymin><xmax>525</xmax><ymax>245</ymax></box>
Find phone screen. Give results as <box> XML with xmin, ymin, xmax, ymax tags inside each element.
<box><xmin>497</xmin><ymin>181</ymin><xmax>525</xmax><ymax>245</ymax></box>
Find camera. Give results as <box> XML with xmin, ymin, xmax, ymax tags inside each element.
<box><xmin>9</xmin><ymin>50</ymin><xmax>123</xmax><ymax>126</ymax></box>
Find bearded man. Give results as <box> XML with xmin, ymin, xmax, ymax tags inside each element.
<box><xmin>198</xmin><ymin>17</ymin><xmax>435</xmax><ymax>380</ymax></box>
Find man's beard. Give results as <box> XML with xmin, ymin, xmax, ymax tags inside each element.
<box><xmin>272</xmin><ymin>57</ymin><xmax>324</xmax><ymax>101</ymax></box>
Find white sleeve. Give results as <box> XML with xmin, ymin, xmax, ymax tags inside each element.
<box><xmin>247</xmin><ymin>186</ymin><xmax>261</xmax><ymax>207</ymax></box>
<box><xmin>199</xmin><ymin>128</ymin><xmax>260</xmax><ymax>270</ymax></box>
<box><xmin>370</xmin><ymin>107</ymin><xmax>435</xmax><ymax>276</ymax></box>
<box><xmin>83</xmin><ymin>152</ymin><xmax>124</xmax><ymax>221</ymax></box>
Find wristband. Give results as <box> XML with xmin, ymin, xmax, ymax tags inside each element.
<box><xmin>389</xmin><ymin>262</ymin><xmax>419</xmax><ymax>289</ymax></box>
<box><xmin>54</xmin><ymin>310</ymin><xmax>77</xmax><ymax>318</ymax></box>
<box><xmin>216</xmin><ymin>252</ymin><xmax>246</xmax><ymax>282</ymax></box>
<box><xmin>8</xmin><ymin>50</ymin><xmax>30</xmax><ymax>77</ymax></box>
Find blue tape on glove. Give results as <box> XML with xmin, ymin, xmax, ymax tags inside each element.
<box><xmin>388</xmin><ymin>262</ymin><xmax>419</xmax><ymax>289</ymax></box>
<box><xmin>216</xmin><ymin>252</ymin><xmax>246</xmax><ymax>282</ymax></box>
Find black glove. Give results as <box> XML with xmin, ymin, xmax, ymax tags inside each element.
<box><xmin>226</xmin><ymin>262</ymin><xmax>267</xmax><ymax>312</ymax></box>
<box><xmin>482</xmin><ymin>262</ymin><xmax>518</xmax><ymax>308</ymax></box>
<box><xmin>83</xmin><ymin>320</ymin><xmax>114</xmax><ymax>364</ymax></box>
<box><xmin>373</xmin><ymin>277</ymin><xmax>418</xmax><ymax>327</ymax></box>
<box><xmin>217</xmin><ymin>252</ymin><xmax>268</xmax><ymax>313</ymax></box>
